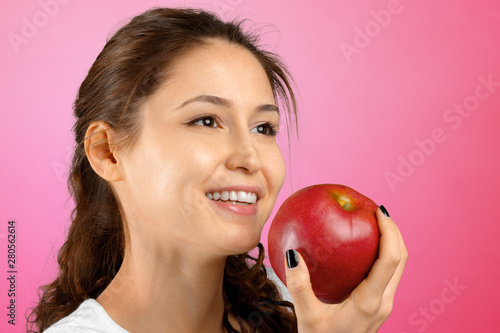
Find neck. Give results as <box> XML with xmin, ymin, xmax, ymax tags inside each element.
<box><xmin>97</xmin><ymin>240</ymin><xmax>231</xmax><ymax>332</ymax></box>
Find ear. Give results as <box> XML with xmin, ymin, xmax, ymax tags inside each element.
<box><xmin>84</xmin><ymin>121</ymin><xmax>123</xmax><ymax>182</ymax></box>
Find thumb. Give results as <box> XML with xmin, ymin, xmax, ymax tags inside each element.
<box><xmin>284</xmin><ymin>249</ymin><xmax>322</xmax><ymax>316</ymax></box>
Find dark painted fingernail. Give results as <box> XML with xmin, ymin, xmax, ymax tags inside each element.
<box><xmin>380</xmin><ymin>205</ymin><xmax>390</xmax><ymax>218</ymax></box>
<box><xmin>286</xmin><ymin>249</ymin><xmax>299</xmax><ymax>269</ymax></box>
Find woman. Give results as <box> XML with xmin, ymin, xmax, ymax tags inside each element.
<box><xmin>29</xmin><ymin>7</ymin><xmax>407</xmax><ymax>333</ymax></box>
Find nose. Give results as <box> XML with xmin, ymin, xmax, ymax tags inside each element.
<box><xmin>225</xmin><ymin>132</ymin><xmax>262</xmax><ymax>174</ymax></box>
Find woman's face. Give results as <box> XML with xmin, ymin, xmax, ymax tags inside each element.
<box><xmin>113</xmin><ymin>40</ymin><xmax>286</xmax><ymax>256</ymax></box>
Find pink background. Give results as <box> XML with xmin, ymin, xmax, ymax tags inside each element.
<box><xmin>1</xmin><ymin>0</ymin><xmax>499</xmax><ymax>332</ymax></box>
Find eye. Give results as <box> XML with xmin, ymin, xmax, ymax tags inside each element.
<box><xmin>251</xmin><ymin>123</ymin><xmax>278</xmax><ymax>136</ymax></box>
<box><xmin>190</xmin><ymin>116</ymin><xmax>218</xmax><ymax>128</ymax></box>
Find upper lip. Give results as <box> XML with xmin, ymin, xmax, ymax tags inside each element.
<box><xmin>205</xmin><ymin>185</ymin><xmax>263</xmax><ymax>200</ymax></box>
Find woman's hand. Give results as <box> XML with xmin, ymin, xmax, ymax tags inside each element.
<box><xmin>285</xmin><ymin>206</ymin><xmax>408</xmax><ymax>333</ymax></box>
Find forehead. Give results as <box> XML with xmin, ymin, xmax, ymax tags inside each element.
<box><xmin>161</xmin><ymin>40</ymin><xmax>274</xmax><ymax>102</ymax></box>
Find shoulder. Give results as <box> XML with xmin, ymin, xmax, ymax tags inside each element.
<box><xmin>44</xmin><ymin>299</ymin><xmax>129</xmax><ymax>333</ymax></box>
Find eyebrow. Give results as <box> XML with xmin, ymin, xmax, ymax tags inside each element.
<box><xmin>176</xmin><ymin>95</ymin><xmax>279</xmax><ymax>113</ymax></box>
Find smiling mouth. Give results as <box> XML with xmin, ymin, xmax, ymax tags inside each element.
<box><xmin>205</xmin><ymin>190</ymin><xmax>258</xmax><ymax>205</ymax></box>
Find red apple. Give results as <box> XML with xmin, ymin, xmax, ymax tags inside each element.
<box><xmin>268</xmin><ymin>184</ymin><xmax>380</xmax><ymax>304</ymax></box>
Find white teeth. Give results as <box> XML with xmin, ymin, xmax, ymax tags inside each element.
<box><xmin>237</xmin><ymin>191</ymin><xmax>248</xmax><ymax>202</ymax></box>
<box><xmin>205</xmin><ymin>190</ymin><xmax>258</xmax><ymax>204</ymax></box>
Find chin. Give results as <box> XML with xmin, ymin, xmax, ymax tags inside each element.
<box><xmin>224</xmin><ymin>229</ymin><xmax>262</xmax><ymax>256</ymax></box>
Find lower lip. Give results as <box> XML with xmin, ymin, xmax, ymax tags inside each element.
<box><xmin>208</xmin><ymin>199</ymin><xmax>258</xmax><ymax>216</ymax></box>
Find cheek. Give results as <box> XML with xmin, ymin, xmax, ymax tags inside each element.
<box><xmin>120</xmin><ymin>148</ymin><xmax>208</xmax><ymax>239</ymax></box>
<box><xmin>265</xmin><ymin>145</ymin><xmax>286</xmax><ymax>195</ymax></box>
<box><xmin>120</xmin><ymin>134</ymin><xmax>186</xmax><ymax>206</ymax></box>
<box><xmin>125</xmin><ymin>134</ymin><xmax>204</xmax><ymax>191</ymax></box>
<box><xmin>124</xmin><ymin>150</ymin><xmax>177</xmax><ymax>213</ymax></box>
<box><xmin>151</xmin><ymin>140</ymin><xmax>220</xmax><ymax>216</ymax></box>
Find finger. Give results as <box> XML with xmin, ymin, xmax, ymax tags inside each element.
<box><xmin>354</xmin><ymin>206</ymin><xmax>402</xmax><ymax>302</ymax></box>
<box><xmin>284</xmin><ymin>249</ymin><xmax>322</xmax><ymax>319</ymax></box>
<box><xmin>381</xmin><ymin>226</ymin><xmax>408</xmax><ymax>302</ymax></box>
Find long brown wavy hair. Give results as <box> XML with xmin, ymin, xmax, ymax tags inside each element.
<box><xmin>28</xmin><ymin>7</ymin><xmax>298</xmax><ymax>332</ymax></box>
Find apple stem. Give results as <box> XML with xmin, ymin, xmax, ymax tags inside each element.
<box><xmin>342</xmin><ymin>202</ymin><xmax>352</xmax><ymax>210</ymax></box>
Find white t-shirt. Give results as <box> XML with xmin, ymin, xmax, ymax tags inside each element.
<box><xmin>44</xmin><ymin>299</ymin><xmax>128</xmax><ymax>333</ymax></box>
<box><xmin>44</xmin><ymin>267</ymin><xmax>291</xmax><ymax>332</ymax></box>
